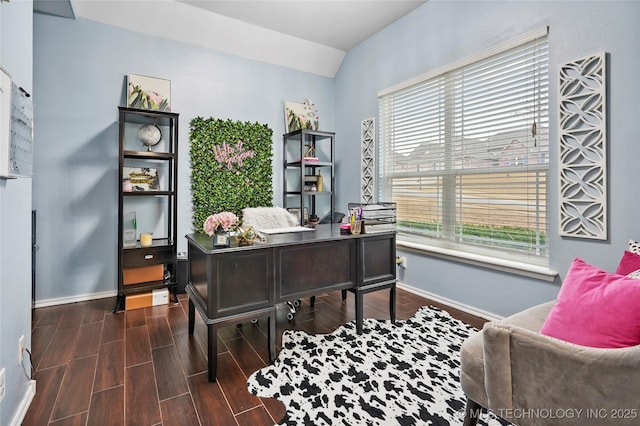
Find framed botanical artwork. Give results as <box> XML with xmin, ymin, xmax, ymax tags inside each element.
<box><xmin>284</xmin><ymin>99</ymin><xmax>319</xmax><ymax>132</ymax></box>
<box><xmin>127</xmin><ymin>74</ymin><xmax>171</xmax><ymax>111</ymax></box>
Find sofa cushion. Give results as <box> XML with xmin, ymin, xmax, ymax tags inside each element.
<box><xmin>629</xmin><ymin>239</ymin><xmax>640</xmax><ymax>255</ymax></box>
<box><xmin>628</xmin><ymin>269</ymin><xmax>640</xmax><ymax>279</ymax></box>
<box><xmin>616</xmin><ymin>250</ymin><xmax>640</xmax><ymax>275</ymax></box>
<box><xmin>540</xmin><ymin>258</ymin><xmax>640</xmax><ymax>348</ymax></box>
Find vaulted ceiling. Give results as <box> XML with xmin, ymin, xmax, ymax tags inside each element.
<box><xmin>34</xmin><ymin>0</ymin><xmax>427</xmax><ymax>77</ymax></box>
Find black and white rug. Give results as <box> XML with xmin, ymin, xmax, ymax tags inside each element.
<box><xmin>247</xmin><ymin>306</ymin><xmax>507</xmax><ymax>425</ymax></box>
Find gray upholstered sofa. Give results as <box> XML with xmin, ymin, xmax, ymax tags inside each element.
<box><xmin>460</xmin><ymin>301</ymin><xmax>640</xmax><ymax>425</ymax></box>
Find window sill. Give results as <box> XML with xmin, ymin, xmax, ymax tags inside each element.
<box><xmin>396</xmin><ymin>239</ymin><xmax>559</xmax><ymax>282</ymax></box>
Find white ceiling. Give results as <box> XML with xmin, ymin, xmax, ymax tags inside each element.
<box><xmin>36</xmin><ymin>0</ymin><xmax>427</xmax><ymax>77</ymax></box>
<box><xmin>177</xmin><ymin>1</ymin><xmax>427</xmax><ymax>52</ymax></box>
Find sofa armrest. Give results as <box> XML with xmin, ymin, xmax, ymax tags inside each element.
<box><xmin>483</xmin><ymin>322</ymin><xmax>640</xmax><ymax>424</ymax></box>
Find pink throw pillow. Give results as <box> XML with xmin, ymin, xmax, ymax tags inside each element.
<box><xmin>540</xmin><ymin>258</ymin><xmax>640</xmax><ymax>348</ymax></box>
<box><xmin>616</xmin><ymin>250</ymin><xmax>640</xmax><ymax>275</ymax></box>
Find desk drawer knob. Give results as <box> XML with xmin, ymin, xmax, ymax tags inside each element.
<box><xmin>144</xmin><ymin>254</ymin><xmax>154</xmax><ymax>260</ymax></box>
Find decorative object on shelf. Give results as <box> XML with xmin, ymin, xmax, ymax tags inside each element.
<box><xmin>140</xmin><ymin>233</ymin><xmax>153</xmax><ymax>247</ymax></box>
<box><xmin>122</xmin><ymin>167</ymin><xmax>159</xmax><ymax>191</ymax></box>
<box><xmin>190</xmin><ymin>117</ymin><xmax>273</xmax><ymax>229</ymax></box>
<box><xmin>127</xmin><ymin>73</ymin><xmax>171</xmax><ymax>111</ymax></box>
<box><xmin>204</xmin><ymin>211</ymin><xmax>239</xmax><ymax>248</ymax></box>
<box><xmin>123</xmin><ymin>211</ymin><xmax>137</xmax><ymax>248</ymax></box>
<box><xmin>361</xmin><ymin>118</ymin><xmax>375</xmax><ymax>204</ymax></box>
<box><xmin>122</xmin><ymin>178</ymin><xmax>133</xmax><ymax>192</ymax></box>
<box><xmin>235</xmin><ymin>226</ymin><xmax>257</xmax><ymax>246</ymax></box>
<box><xmin>558</xmin><ymin>52</ymin><xmax>607</xmax><ymax>240</ymax></box>
<box><xmin>284</xmin><ymin>99</ymin><xmax>319</xmax><ymax>132</ymax></box>
<box><xmin>303</xmin><ymin>144</ymin><xmax>318</xmax><ymax>161</ymax></box>
<box><xmin>304</xmin><ymin>175</ymin><xmax>318</xmax><ymax>191</ymax></box>
<box><xmin>137</xmin><ymin>123</ymin><xmax>162</xmax><ymax>151</ymax></box>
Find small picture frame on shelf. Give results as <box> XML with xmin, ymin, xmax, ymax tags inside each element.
<box><xmin>123</xmin><ymin>167</ymin><xmax>160</xmax><ymax>191</ymax></box>
<box><xmin>127</xmin><ymin>73</ymin><xmax>171</xmax><ymax>112</ymax></box>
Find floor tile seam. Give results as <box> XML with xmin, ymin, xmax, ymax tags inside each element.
<box><xmin>48</xmin><ymin>356</ymin><xmax>75</xmax><ymax>424</ymax></box>
<box><xmin>233</xmin><ymin>404</ymin><xmax>273</xmax><ymax>420</ymax></box>
<box><xmin>235</xmin><ymin>326</ymin><xmax>271</xmax><ymax>368</ymax></box>
<box><xmin>157</xmin><ymin>390</ymin><xmax>191</xmax><ymax>404</ymax></box>
<box><xmin>91</xmin><ymin>383</ymin><xmax>124</xmax><ymax>395</ymax></box>
<box><xmin>48</xmin><ymin>409</ymin><xmax>90</xmax><ymax>425</ymax></box>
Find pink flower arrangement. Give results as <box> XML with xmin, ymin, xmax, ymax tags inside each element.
<box><xmin>203</xmin><ymin>211</ymin><xmax>239</xmax><ymax>236</ymax></box>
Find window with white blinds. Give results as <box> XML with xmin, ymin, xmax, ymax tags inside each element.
<box><xmin>378</xmin><ymin>28</ymin><xmax>549</xmax><ymax>264</ymax></box>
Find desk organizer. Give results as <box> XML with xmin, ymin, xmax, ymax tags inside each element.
<box><xmin>348</xmin><ymin>202</ymin><xmax>396</xmax><ymax>234</ymax></box>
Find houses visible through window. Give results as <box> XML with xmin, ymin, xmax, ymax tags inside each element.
<box><xmin>378</xmin><ymin>28</ymin><xmax>549</xmax><ymax>265</ymax></box>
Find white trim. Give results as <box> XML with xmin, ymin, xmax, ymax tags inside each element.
<box><xmin>397</xmin><ymin>282</ymin><xmax>503</xmax><ymax>322</ymax></box>
<box><xmin>397</xmin><ymin>240</ymin><xmax>558</xmax><ymax>282</ymax></box>
<box><xmin>10</xmin><ymin>380</ymin><xmax>36</xmax><ymax>426</ymax></box>
<box><xmin>34</xmin><ymin>290</ymin><xmax>117</xmax><ymax>308</ymax></box>
<box><xmin>378</xmin><ymin>26</ymin><xmax>549</xmax><ymax>97</ymax></box>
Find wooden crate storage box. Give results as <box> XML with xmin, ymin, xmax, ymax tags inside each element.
<box><xmin>123</xmin><ymin>264</ymin><xmax>163</xmax><ymax>285</ymax></box>
<box><xmin>125</xmin><ymin>289</ymin><xmax>169</xmax><ymax>310</ymax></box>
<box><xmin>125</xmin><ymin>292</ymin><xmax>153</xmax><ymax>310</ymax></box>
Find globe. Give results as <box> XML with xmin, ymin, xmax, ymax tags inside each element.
<box><xmin>137</xmin><ymin>124</ymin><xmax>162</xmax><ymax>151</ymax></box>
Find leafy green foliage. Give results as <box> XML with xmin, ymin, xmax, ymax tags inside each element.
<box><xmin>397</xmin><ymin>220</ymin><xmax>546</xmax><ymax>245</ymax></box>
<box><xmin>190</xmin><ymin>117</ymin><xmax>273</xmax><ymax>232</ymax></box>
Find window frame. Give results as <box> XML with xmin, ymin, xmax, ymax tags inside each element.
<box><xmin>377</xmin><ymin>27</ymin><xmax>552</xmax><ymax>275</ymax></box>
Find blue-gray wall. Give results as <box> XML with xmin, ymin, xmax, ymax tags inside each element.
<box><xmin>33</xmin><ymin>15</ymin><xmax>334</xmax><ymax>303</ymax></box>
<box><xmin>0</xmin><ymin>1</ymin><xmax>34</xmax><ymax>424</ymax></box>
<box><xmin>334</xmin><ymin>0</ymin><xmax>640</xmax><ymax>316</ymax></box>
<box><xmin>32</xmin><ymin>2</ymin><xmax>640</xmax><ymax>318</ymax></box>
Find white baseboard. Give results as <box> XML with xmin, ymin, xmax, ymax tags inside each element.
<box><xmin>397</xmin><ymin>282</ymin><xmax>503</xmax><ymax>322</ymax></box>
<box><xmin>34</xmin><ymin>284</ymin><xmax>501</xmax><ymax>322</ymax></box>
<box><xmin>11</xmin><ymin>380</ymin><xmax>36</xmax><ymax>426</ymax></box>
<box><xmin>34</xmin><ymin>290</ymin><xmax>118</xmax><ymax>308</ymax></box>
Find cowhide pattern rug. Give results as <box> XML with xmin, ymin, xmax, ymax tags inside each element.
<box><xmin>247</xmin><ymin>306</ymin><xmax>508</xmax><ymax>425</ymax></box>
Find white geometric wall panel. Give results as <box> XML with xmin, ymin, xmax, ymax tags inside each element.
<box><xmin>558</xmin><ymin>52</ymin><xmax>607</xmax><ymax>240</ymax></box>
<box><xmin>361</xmin><ymin>118</ymin><xmax>375</xmax><ymax>204</ymax></box>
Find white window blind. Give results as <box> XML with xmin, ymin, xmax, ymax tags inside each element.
<box><xmin>378</xmin><ymin>28</ymin><xmax>549</xmax><ymax>264</ymax></box>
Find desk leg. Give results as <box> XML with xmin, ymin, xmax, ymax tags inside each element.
<box><xmin>390</xmin><ymin>285</ymin><xmax>396</xmax><ymax>324</ymax></box>
<box><xmin>188</xmin><ymin>298</ymin><xmax>195</xmax><ymax>335</ymax></box>
<box><xmin>208</xmin><ymin>324</ymin><xmax>218</xmax><ymax>382</ymax></box>
<box><xmin>268</xmin><ymin>314</ymin><xmax>276</xmax><ymax>363</ymax></box>
<box><xmin>355</xmin><ymin>290</ymin><xmax>364</xmax><ymax>335</ymax></box>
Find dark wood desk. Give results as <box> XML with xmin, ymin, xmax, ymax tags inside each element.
<box><xmin>185</xmin><ymin>224</ymin><xmax>396</xmax><ymax>381</ymax></box>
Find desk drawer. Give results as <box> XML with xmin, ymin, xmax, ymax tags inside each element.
<box><xmin>123</xmin><ymin>246</ymin><xmax>174</xmax><ymax>268</ymax></box>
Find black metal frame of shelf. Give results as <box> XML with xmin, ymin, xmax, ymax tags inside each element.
<box><xmin>283</xmin><ymin>129</ymin><xmax>335</xmax><ymax>226</ymax></box>
<box><xmin>116</xmin><ymin>107</ymin><xmax>179</xmax><ymax>312</ymax></box>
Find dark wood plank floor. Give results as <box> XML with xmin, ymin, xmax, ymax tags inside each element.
<box><xmin>24</xmin><ymin>288</ymin><xmax>487</xmax><ymax>426</ymax></box>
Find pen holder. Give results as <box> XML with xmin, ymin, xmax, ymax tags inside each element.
<box><xmin>351</xmin><ymin>220</ymin><xmax>363</xmax><ymax>235</ymax></box>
